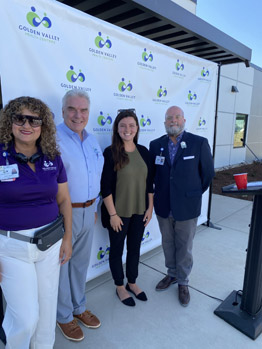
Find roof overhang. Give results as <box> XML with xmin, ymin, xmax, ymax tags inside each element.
<box><xmin>58</xmin><ymin>0</ymin><xmax>252</xmax><ymax>66</ymax></box>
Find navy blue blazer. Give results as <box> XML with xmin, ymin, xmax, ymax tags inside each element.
<box><xmin>149</xmin><ymin>131</ymin><xmax>214</xmax><ymax>221</ymax></box>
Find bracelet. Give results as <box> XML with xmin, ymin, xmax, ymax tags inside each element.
<box><xmin>110</xmin><ymin>213</ymin><xmax>117</xmax><ymax>217</ymax></box>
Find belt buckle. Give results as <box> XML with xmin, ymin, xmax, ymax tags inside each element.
<box><xmin>7</xmin><ymin>231</ymin><xmax>11</xmax><ymax>238</ymax></box>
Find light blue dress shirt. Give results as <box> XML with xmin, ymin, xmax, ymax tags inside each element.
<box><xmin>56</xmin><ymin>123</ymin><xmax>104</xmax><ymax>208</ymax></box>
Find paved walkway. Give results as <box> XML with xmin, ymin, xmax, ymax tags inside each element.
<box><xmin>53</xmin><ymin>194</ymin><xmax>261</xmax><ymax>349</ymax></box>
<box><xmin>1</xmin><ymin>194</ymin><xmax>261</xmax><ymax>348</ymax></box>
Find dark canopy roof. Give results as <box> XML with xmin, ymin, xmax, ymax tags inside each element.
<box><xmin>58</xmin><ymin>0</ymin><xmax>252</xmax><ymax>66</ymax></box>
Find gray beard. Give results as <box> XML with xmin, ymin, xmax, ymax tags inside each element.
<box><xmin>165</xmin><ymin>124</ymin><xmax>184</xmax><ymax>136</ymax></box>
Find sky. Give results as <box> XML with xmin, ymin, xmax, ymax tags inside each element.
<box><xmin>196</xmin><ymin>0</ymin><xmax>262</xmax><ymax>67</ymax></box>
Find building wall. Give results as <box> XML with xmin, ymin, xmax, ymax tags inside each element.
<box><xmin>246</xmin><ymin>67</ymin><xmax>262</xmax><ymax>162</ymax></box>
<box><xmin>172</xmin><ymin>0</ymin><xmax>261</xmax><ymax>169</ymax></box>
<box><xmin>214</xmin><ymin>63</ymin><xmax>261</xmax><ymax>168</ymax></box>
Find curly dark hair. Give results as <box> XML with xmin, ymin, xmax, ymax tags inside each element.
<box><xmin>0</xmin><ymin>96</ymin><xmax>60</xmax><ymax>159</ymax></box>
<box><xmin>111</xmin><ymin>109</ymin><xmax>139</xmax><ymax>171</ymax></box>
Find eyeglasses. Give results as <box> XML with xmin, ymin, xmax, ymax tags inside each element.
<box><xmin>12</xmin><ymin>114</ymin><xmax>43</xmax><ymax>128</ymax></box>
<box><xmin>117</xmin><ymin>108</ymin><xmax>136</xmax><ymax>114</ymax></box>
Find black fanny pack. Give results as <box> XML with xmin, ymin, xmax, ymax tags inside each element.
<box><xmin>0</xmin><ymin>215</ymin><xmax>64</xmax><ymax>251</ymax></box>
<box><xmin>34</xmin><ymin>215</ymin><xmax>64</xmax><ymax>251</ymax></box>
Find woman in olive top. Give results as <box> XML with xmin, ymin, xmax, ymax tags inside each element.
<box><xmin>101</xmin><ymin>109</ymin><xmax>153</xmax><ymax>306</ymax></box>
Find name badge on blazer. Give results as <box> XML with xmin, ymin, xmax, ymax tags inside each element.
<box><xmin>183</xmin><ymin>156</ymin><xmax>195</xmax><ymax>160</ymax></box>
<box><xmin>155</xmin><ymin>155</ymin><xmax>165</xmax><ymax>165</ymax></box>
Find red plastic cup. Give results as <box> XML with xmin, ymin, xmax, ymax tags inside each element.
<box><xmin>233</xmin><ymin>173</ymin><xmax>247</xmax><ymax>190</ymax></box>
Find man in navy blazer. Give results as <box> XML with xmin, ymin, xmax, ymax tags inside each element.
<box><xmin>149</xmin><ymin>106</ymin><xmax>214</xmax><ymax>306</ymax></box>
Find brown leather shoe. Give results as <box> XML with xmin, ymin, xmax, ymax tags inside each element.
<box><xmin>155</xmin><ymin>275</ymin><xmax>177</xmax><ymax>291</ymax></box>
<box><xmin>57</xmin><ymin>319</ymin><xmax>84</xmax><ymax>341</ymax></box>
<box><xmin>74</xmin><ymin>310</ymin><xmax>101</xmax><ymax>329</ymax></box>
<box><xmin>178</xmin><ymin>285</ymin><xmax>190</xmax><ymax>307</ymax></box>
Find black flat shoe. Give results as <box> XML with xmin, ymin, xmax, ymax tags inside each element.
<box><xmin>126</xmin><ymin>283</ymin><xmax>148</xmax><ymax>301</ymax></box>
<box><xmin>116</xmin><ymin>289</ymin><xmax>135</xmax><ymax>307</ymax></box>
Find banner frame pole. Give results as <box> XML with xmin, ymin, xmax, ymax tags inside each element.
<box><xmin>205</xmin><ymin>63</ymin><xmax>222</xmax><ymax>229</ymax></box>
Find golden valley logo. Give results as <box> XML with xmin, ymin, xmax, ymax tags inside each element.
<box><xmin>185</xmin><ymin>90</ymin><xmax>200</xmax><ymax>106</ymax></box>
<box><xmin>89</xmin><ymin>32</ymin><xmax>116</xmax><ymax>60</ymax></box>
<box><xmin>27</xmin><ymin>6</ymin><xmax>52</xmax><ymax>28</ymax></box>
<box><xmin>157</xmin><ymin>86</ymin><xmax>167</xmax><ymax>98</ymax></box>
<box><xmin>140</xmin><ymin>115</ymin><xmax>151</xmax><ymax>127</ymax></box>
<box><xmin>201</xmin><ymin>68</ymin><xmax>209</xmax><ymax>77</ymax></box>
<box><xmin>139</xmin><ymin>115</ymin><xmax>155</xmax><ymax>133</ymax></box>
<box><xmin>142</xmin><ymin>48</ymin><xmax>153</xmax><ymax>62</ymax></box>
<box><xmin>196</xmin><ymin>117</ymin><xmax>207</xmax><ymax>130</ymax></box>
<box><xmin>113</xmin><ymin>78</ymin><xmax>135</xmax><ymax>100</ymax></box>
<box><xmin>66</xmin><ymin>66</ymin><xmax>85</xmax><ymax>83</ymax></box>
<box><xmin>118</xmin><ymin>78</ymin><xmax>132</xmax><ymax>92</ymax></box>
<box><xmin>97</xmin><ymin>245</ymin><xmax>110</xmax><ymax>260</ymax></box>
<box><xmin>95</xmin><ymin>32</ymin><xmax>112</xmax><ymax>49</ymax></box>
<box><xmin>198</xmin><ymin>117</ymin><xmax>206</xmax><ymax>126</ymax></box>
<box><xmin>198</xmin><ymin>67</ymin><xmax>211</xmax><ymax>82</ymax></box>
<box><xmin>152</xmin><ymin>85</ymin><xmax>169</xmax><ymax>104</ymax></box>
<box><xmin>60</xmin><ymin>66</ymin><xmax>91</xmax><ymax>92</ymax></box>
<box><xmin>137</xmin><ymin>48</ymin><xmax>156</xmax><ymax>71</ymax></box>
<box><xmin>98</xmin><ymin>112</ymin><xmax>112</xmax><ymax>126</ymax></box>
<box><xmin>141</xmin><ymin>231</ymin><xmax>152</xmax><ymax>245</ymax></box>
<box><xmin>93</xmin><ymin>111</ymin><xmax>113</xmax><ymax>134</ymax></box>
<box><xmin>173</xmin><ymin>59</ymin><xmax>186</xmax><ymax>78</ymax></box>
<box><xmin>176</xmin><ymin>59</ymin><xmax>184</xmax><ymax>71</ymax></box>
<box><xmin>18</xmin><ymin>6</ymin><xmax>59</xmax><ymax>43</ymax></box>
<box><xmin>92</xmin><ymin>245</ymin><xmax>110</xmax><ymax>269</ymax></box>
<box><xmin>188</xmin><ymin>91</ymin><xmax>197</xmax><ymax>101</ymax></box>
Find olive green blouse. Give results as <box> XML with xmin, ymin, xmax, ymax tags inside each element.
<box><xmin>115</xmin><ymin>148</ymin><xmax>147</xmax><ymax>217</ymax></box>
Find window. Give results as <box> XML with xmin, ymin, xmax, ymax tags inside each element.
<box><xmin>233</xmin><ymin>113</ymin><xmax>248</xmax><ymax>148</ymax></box>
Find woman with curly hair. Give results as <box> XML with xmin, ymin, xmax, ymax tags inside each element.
<box><xmin>101</xmin><ymin>109</ymin><xmax>153</xmax><ymax>306</ymax></box>
<box><xmin>0</xmin><ymin>96</ymin><xmax>72</xmax><ymax>348</ymax></box>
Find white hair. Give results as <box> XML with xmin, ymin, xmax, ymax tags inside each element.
<box><xmin>62</xmin><ymin>90</ymin><xmax>90</xmax><ymax>109</ymax></box>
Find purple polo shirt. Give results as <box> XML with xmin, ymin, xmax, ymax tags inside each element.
<box><xmin>0</xmin><ymin>144</ymin><xmax>67</xmax><ymax>231</ymax></box>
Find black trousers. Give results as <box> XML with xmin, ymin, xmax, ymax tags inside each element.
<box><xmin>108</xmin><ymin>214</ymin><xmax>145</xmax><ymax>286</ymax></box>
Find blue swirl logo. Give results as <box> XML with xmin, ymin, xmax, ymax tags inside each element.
<box><xmin>95</xmin><ymin>32</ymin><xmax>112</xmax><ymax>49</ymax></box>
<box><xmin>157</xmin><ymin>86</ymin><xmax>167</xmax><ymax>98</ymax></box>
<box><xmin>201</xmin><ymin>67</ymin><xmax>209</xmax><ymax>77</ymax></box>
<box><xmin>175</xmin><ymin>59</ymin><xmax>184</xmax><ymax>71</ymax></box>
<box><xmin>142</xmin><ymin>48</ymin><xmax>153</xmax><ymax>62</ymax></box>
<box><xmin>98</xmin><ymin>111</ymin><xmax>112</xmax><ymax>126</ymax></box>
<box><xmin>66</xmin><ymin>66</ymin><xmax>85</xmax><ymax>83</ymax></box>
<box><xmin>188</xmin><ymin>90</ymin><xmax>197</xmax><ymax>101</ymax></box>
<box><xmin>140</xmin><ymin>115</ymin><xmax>151</xmax><ymax>127</ymax></box>
<box><xmin>26</xmin><ymin>6</ymin><xmax>52</xmax><ymax>28</ymax></box>
<box><xmin>118</xmin><ymin>78</ymin><xmax>133</xmax><ymax>92</ymax></box>
<box><xmin>97</xmin><ymin>245</ymin><xmax>110</xmax><ymax>260</ymax></box>
<box><xmin>142</xmin><ymin>231</ymin><xmax>150</xmax><ymax>241</ymax></box>
<box><xmin>198</xmin><ymin>117</ymin><xmax>206</xmax><ymax>126</ymax></box>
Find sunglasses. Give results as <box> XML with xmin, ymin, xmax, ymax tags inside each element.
<box><xmin>117</xmin><ymin>108</ymin><xmax>136</xmax><ymax>114</ymax></box>
<box><xmin>12</xmin><ymin>114</ymin><xmax>43</xmax><ymax>128</ymax></box>
<box><xmin>14</xmin><ymin>152</ymin><xmax>41</xmax><ymax>164</ymax></box>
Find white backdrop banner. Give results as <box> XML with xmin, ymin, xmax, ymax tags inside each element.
<box><xmin>0</xmin><ymin>0</ymin><xmax>218</xmax><ymax>281</ymax></box>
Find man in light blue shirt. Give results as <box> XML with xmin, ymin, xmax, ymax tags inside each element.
<box><xmin>56</xmin><ymin>90</ymin><xmax>104</xmax><ymax>342</ymax></box>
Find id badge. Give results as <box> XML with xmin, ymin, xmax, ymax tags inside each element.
<box><xmin>155</xmin><ymin>155</ymin><xmax>165</xmax><ymax>165</ymax></box>
<box><xmin>0</xmin><ymin>164</ymin><xmax>19</xmax><ymax>180</ymax></box>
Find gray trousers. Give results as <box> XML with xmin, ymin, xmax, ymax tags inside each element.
<box><xmin>157</xmin><ymin>215</ymin><xmax>197</xmax><ymax>285</ymax></box>
<box><xmin>57</xmin><ymin>204</ymin><xmax>95</xmax><ymax>323</ymax></box>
